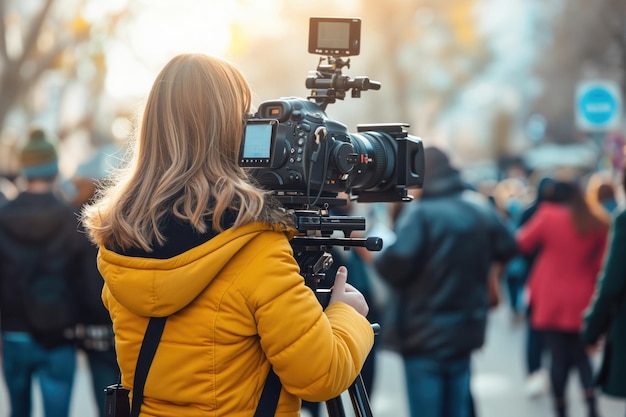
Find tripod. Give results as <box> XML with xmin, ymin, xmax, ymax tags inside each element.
<box><xmin>290</xmin><ymin>209</ymin><xmax>381</xmax><ymax>417</ymax></box>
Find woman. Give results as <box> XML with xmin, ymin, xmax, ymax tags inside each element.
<box><xmin>82</xmin><ymin>53</ymin><xmax>373</xmax><ymax>416</ymax></box>
<box><xmin>582</xmin><ymin>167</ymin><xmax>626</xmax><ymax>415</ymax></box>
<box><xmin>516</xmin><ymin>180</ymin><xmax>608</xmax><ymax>417</ymax></box>
<box><xmin>518</xmin><ymin>176</ymin><xmax>558</xmax><ymax>397</ymax></box>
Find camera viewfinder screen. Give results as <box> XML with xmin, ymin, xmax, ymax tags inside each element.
<box><xmin>309</xmin><ymin>17</ymin><xmax>360</xmax><ymax>56</ymax></box>
<box><xmin>239</xmin><ymin>120</ymin><xmax>276</xmax><ymax>167</ymax></box>
<box><xmin>317</xmin><ymin>21</ymin><xmax>350</xmax><ymax>49</ymax></box>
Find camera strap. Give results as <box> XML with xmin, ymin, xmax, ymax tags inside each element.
<box><xmin>254</xmin><ymin>366</ymin><xmax>282</xmax><ymax>417</ymax></box>
<box><xmin>130</xmin><ymin>316</ymin><xmax>167</xmax><ymax>417</ymax></box>
<box><xmin>128</xmin><ymin>316</ymin><xmax>282</xmax><ymax>417</ymax></box>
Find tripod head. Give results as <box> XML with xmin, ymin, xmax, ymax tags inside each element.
<box><xmin>288</xmin><ymin>204</ymin><xmax>382</xmax><ymax>306</ymax></box>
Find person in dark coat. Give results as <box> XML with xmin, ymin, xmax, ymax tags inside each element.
<box><xmin>373</xmin><ymin>146</ymin><xmax>518</xmax><ymax>417</ymax></box>
<box><xmin>582</xmin><ymin>167</ymin><xmax>626</xmax><ymax>411</ymax></box>
<box><xmin>0</xmin><ymin>127</ymin><xmax>85</xmax><ymax>417</ymax></box>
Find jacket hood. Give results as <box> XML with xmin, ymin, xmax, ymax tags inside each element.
<box><xmin>98</xmin><ymin>222</ymin><xmax>293</xmax><ymax>317</ymax></box>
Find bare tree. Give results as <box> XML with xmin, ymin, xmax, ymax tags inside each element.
<box><xmin>0</xmin><ymin>0</ymin><xmax>58</xmax><ymax>131</ymax></box>
<box><xmin>0</xmin><ymin>0</ymin><xmax>132</xmax><ymax>142</ymax></box>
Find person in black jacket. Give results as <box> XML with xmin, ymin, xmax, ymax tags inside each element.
<box><xmin>0</xmin><ymin>127</ymin><xmax>85</xmax><ymax>417</ymax></box>
<box><xmin>373</xmin><ymin>146</ymin><xmax>518</xmax><ymax>417</ymax></box>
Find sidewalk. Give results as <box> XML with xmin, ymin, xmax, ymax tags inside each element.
<box><xmin>471</xmin><ymin>305</ymin><xmax>625</xmax><ymax>417</ymax></box>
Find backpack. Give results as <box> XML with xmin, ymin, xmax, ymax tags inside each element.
<box><xmin>20</xmin><ymin>248</ymin><xmax>77</xmax><ymax>348</ymax></box>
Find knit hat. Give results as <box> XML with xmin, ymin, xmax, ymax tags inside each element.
<box><xmin>19</xmin><ymin>128</ymin><xmax>59</xmax><ymax>179</ymax></box>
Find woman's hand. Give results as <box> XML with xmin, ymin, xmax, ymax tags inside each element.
<box><xmin>328</xmin><ymin>266</ymin><xmax>369</xmax><ymax>317</ymax></box>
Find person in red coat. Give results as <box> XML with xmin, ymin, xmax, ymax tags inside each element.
<box><xmin>517</xmin><ymin>180</ymin><xmax>608</xmax><ymax>417</ymax></box>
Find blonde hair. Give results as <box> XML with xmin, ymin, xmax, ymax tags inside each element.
<box><xmin>83</xmin><ymin>54</ymin><xmax>288</xmax><ymax>251</ymax></box>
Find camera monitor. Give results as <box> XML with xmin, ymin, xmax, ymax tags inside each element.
<box><xmin>239</xmin><ymin>119</ymin><xmax>278</xmax><ymax>167</ymax></box>
<box><xmin>308</xmin><ymin>17</ymin><xmax>361</xmax><ymax>56</ymax></box>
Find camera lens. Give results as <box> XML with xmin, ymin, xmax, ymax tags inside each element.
<box><xmin>347</xmin><ymin>131</ymin><xmax>397</xmax><ymax>192</ymax></box>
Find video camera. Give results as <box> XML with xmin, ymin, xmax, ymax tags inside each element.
<box><xmin>239</xmin><ymin>17</ymin><xmax>424</xmax><ymax>289</ymax></box>
<box><xmin>240</xmin><ymin>17</ymin><xmax>425</xmax><ymax>210</ymax></box>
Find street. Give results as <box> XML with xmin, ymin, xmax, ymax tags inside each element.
<box><xmin>1</xmin><ymin>303</ymin><xmax>625</xmax><ymax>417</ymax></box>
<box><xmin>366</xmin><ymin>304</ymin><xmax>625</xmax><ymax>417</ymax></box>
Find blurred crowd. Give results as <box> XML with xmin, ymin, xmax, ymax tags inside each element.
<box><xmin>312</xmin><ymin>144</ymin><xmax>625</xmax><ymax>417</ymax></box>
<box><xmin>0</xmin><ymin>125</ymin><xmax>625</xmax><ymax>417</ymax></box>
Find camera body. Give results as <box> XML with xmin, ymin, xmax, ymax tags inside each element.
<box><xmin>241</xmin><ymin>97</ymin><xmax>424</xmax><ymax>205</ymax></box>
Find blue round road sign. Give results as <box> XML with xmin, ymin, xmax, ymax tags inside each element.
<box><xmin>575</xmin><ymin>80</ymin><xmax>622</xmax><ymax>132</ymax></box>
<box><xmin>578</xmin><ymin>86</ymin><xmax>619</xmax><ymax>126</ymax></box>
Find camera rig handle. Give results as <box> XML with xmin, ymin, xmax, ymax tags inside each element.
<box><xmin>289</xmin><ymin>209</ymin><xmax>382</xmax><ymax>302</ymax></box>
<box><xmin>306</xmin><ymin>56</ymin><xmax>381</xmax><ymax>111</ymax></box>
<box><xmin>291</xmin><ymin>235</ymin><xmax>382</xmax><ymax>251</ymax></box>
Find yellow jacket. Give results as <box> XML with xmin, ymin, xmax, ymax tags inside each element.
<box><xmin>99</xmin><ymin>221</ymin><xmax>374</xmax><ymax>417</ymax></box>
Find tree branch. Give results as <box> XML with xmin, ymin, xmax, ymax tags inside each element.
<box><xmin>15</xmin><ymin>0</ymin><xmax>55</xmax><ymax>73</ymax></box>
